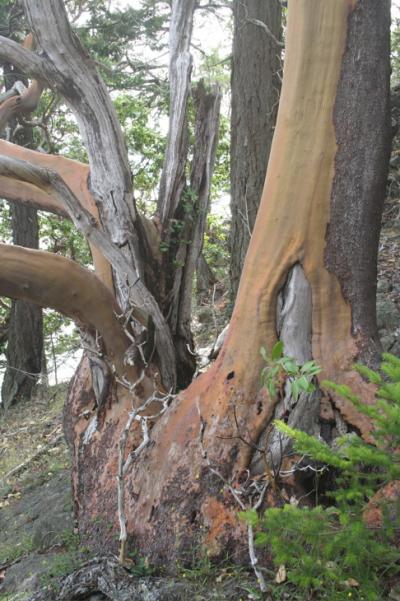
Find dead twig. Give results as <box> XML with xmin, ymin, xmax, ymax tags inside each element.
<box><xmin>196</xmin><ymin>405</ymin><xmax>269</xmax><ymax>593</ymax></box>
<box><xmin>117</xmin><ymin>376</ymin><xmax>175</xmax><ymax>564</ymax></box>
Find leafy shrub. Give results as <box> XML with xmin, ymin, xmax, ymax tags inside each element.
<box><xmin>260</xmin><ymin>341</ymin><xmax>321</xmax><ymax>400</ymax></box>
<box><xmin>242</xmin><ymin>353</ymin><xmax>400</xmax><ymax>600</ymax></box>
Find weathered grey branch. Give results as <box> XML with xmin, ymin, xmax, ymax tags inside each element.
<box><xmin>170</xmin><ymin>82</ymin><xmax>221</xmax><ymax>338</ymax></box>
<box><xmin>11</xmin><ymin>0</ymin><xmax>177</xmax><ymax>388</ymax></box>
<box><xmin>157</xmin><ymin>0</ymin><xmax>196</xmax><ymax>224</ymax></box>
<box><xmin>0</xmin><ymin>35</ymin><xmax>48</xmax><ymax>80</ymax></box>
<box><xmin>245</xmin><ymin>17</ymin><xmax>284</xmax><ymax>47</ymax></box>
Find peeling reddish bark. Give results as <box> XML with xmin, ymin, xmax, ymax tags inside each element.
<box><xmin>65</xmin><ymin>0</ymin><xmax>390</xmax><ymax>564</ymax></box>
<box><xmin>0</xmin><ymin>140</ymin><xmax>113</xmax><ymax>290</ymax></box>
<box><xmin>0</xmin><ymin>0</ymin><xmax>391</xmax><ymax>568</ymax></box>
<box><xmin>0</xmin><ymin>244</ymin><xmax>138</xmax><ymax>383</ymax></box>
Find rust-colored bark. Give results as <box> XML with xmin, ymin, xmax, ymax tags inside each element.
<box><xmin>0</xmin><ymin>140</ymin><xmax>113</xmax><ymax>289</ymax></box>
<box><xmin>0</xmin><ymin>243</ymin><xmax>135</xmax><ymax>383</ymax></box>
<box><xmin>0</xmin><ymin>0</ymin><xmax>389</xmax><ymax>572</ymax></box>
<box><xmin>0</xmin><ymin>34</ymin><xmax>44</xmax><ymax>132</ymax></box>
<box><xmin>67</xmin><ymin>0</ymin><xmax>390</xmax><ymax>564</ymax></box>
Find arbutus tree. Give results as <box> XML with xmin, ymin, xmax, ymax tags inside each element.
<box><xmin>0</xmin><ymin>0</ymin><xmax>391</xmax><ymax>584</ymax></box>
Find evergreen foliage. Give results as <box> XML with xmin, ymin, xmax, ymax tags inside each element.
<box><xmin>242</xmin><ymin>354</ymin><xmax>400</xmax><ymax>600</ymax></box>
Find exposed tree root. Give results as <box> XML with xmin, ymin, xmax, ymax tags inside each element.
<box><xmin>27</xmin><ymin>556</ymin><xmax>192</xmax><ymax>601</ymax></box>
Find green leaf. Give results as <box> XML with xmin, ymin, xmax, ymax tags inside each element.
<box><xmin>255</xmin><ymin>532</ymin><xmax>268</xmax><ymax>546</ymax></box>
<box><xmin>271</xmin><ymin>340</ymin><xmax>284</xmax><ymax>361</ymax></box>
<box><xmin>291</xmin><ymin>380</ymin><xmax>300</xmax><ymax>401</ymax></box>
<box><xmin>297</xmin><ymin>375</ymin><xmax>311</xmax><ymax>391</ymax></box>
<box><xmin>300</xmin><ymin>361</ymin><xmax>322</xmax><ymax>376</ymax></box>
<box><xmin>239</xmin><ymin>509</ymin><xmax>258</xmax><ymax>527</ymax></box>
<box><xmin>268</xmin><ymin>380</ymin><xmax>277</xmax><ymax>399</ymax></box>
<box><xmin>281</xmin><ymin>357</ymin><xmax>298</xmax><ymax>376</ymax></box>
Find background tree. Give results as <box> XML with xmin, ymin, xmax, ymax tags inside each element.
<box><xmin>0</xmin><ymin>2</ymin><xmax>43</xmax><ymax>409</ymax></box>
<box><xmin>0</xmin><ymin>0</ymin><xmax>391</xmax><ymax>579</ymax></box>
<box><xmin>230</xmin><ymin>0</ymin><xmax>282</xmax><ymax>298</ymax></box>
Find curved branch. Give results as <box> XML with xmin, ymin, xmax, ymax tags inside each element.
<box><xmin>0</xmin><ymin>155</ymin><xmax>177</xmax><ymax>389</ymax></box>
<box><xmin>0</xmin><ymin>35</ymin><xmax>48</xmax><ymax>81</ymax></box>
<box><xmin>157</xmin><ymin>0</ymin><xmax>196</xmax><ymax>224</ymax></box>
<box><xmin>20</xmin><ymin>1</ymin><xmax>143</xmax><ymax>258</ymax></box>
<box><xmin>0</xmin><ymin>80</ymin><xmax>44</xmax><ymax>132</ymax></box>
<box><xmin>0</xmin><ymin>176</ymin><xmax>67</xmax><ymax>216</ymax></box>
<box><xmin>2</xmin><ymin>2</ymin><xmax>177</xmax><ymax>388</ymax></box>
<box><xmin>0</xmin><ymin>140</ymin><xmax>113</xmax><ymax>289</ymax></box>
<box><xmin>0</xmin><ymin>243</ymin><xmax>134</xmax><ymax>382</ymax></box>
<box><xmin>0</xmin><ymin>140</ymin><xmax>90</xmax><ymax>213</ymax></box>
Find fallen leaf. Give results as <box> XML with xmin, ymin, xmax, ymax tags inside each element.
<box><xmin>275</xmin><ymin>564</ymin><xmax>286</xmax><ymax>584</ymax></box>
<box><xmin>343</xmin><ymin>578</ymin><xmax>360</xmax><ymax>588</ymax></box>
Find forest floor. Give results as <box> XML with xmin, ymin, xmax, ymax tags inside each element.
<box><xmin>0</xmin><ymin>385</ymin><xmax>78</xmax><ymax>600</ymax></box>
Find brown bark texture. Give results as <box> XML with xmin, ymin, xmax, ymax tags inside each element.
<box><xmin>0</xmin><ymin>0</ymin><xmax>391</xmax><ymax>570</ymax></box>
<box><xmin>230</xmin><ymin>0</ymin><xmax>282</xmax><ymax>298</ymax></box>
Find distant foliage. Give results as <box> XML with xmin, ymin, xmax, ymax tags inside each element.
<box><xmin>242</xmin><ymin>354</ymin><xmax>400</xmax><ymax>600</ymax></box>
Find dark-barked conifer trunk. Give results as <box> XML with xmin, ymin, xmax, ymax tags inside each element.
<box><xmin>1</xmin><ymin>48</ymin><xmax>43</xmax><ymax>410</ymax></box>
<box><xmin>230</xmin><ymin>0</ymin><xmax>282</xmax><ymax>299</ymax></box>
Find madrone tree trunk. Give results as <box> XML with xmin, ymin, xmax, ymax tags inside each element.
<box><xmin>0</xmin><ymin>0</ymin><xmax>391</xmax><ymax>569</ymax></box>
<box><xmin>230</xmin><ymin>0</ymin><xmax>282</xmax><ymax>298</ymax></box>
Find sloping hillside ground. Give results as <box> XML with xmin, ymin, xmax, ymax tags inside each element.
<box><xmin>0</xmin><ymin>388</ymin><xmax>258</xmax><ymax>599</ymax></box>
<box><xmin>0</xmin><ymin>172</ymin><xmax>399</xmax><ymax>600</ymax></box>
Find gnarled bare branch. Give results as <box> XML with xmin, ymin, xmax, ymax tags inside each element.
<box><xmin>0</xmin><ymin>35</ymin><xmax>48</xmax><ymax>81</ymax></box>
<box><xmin>157</xmin><ymin>0</ymin><xmax>196</xmax><ymax>225</ymax></box>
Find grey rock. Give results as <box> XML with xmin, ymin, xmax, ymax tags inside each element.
<box><xmin>381</xmin><ymin>333</ymin><xmax>396</xmax><ymax>351</ymax></box>
<box><xmin>377</xmin><ymin>298</ymin><xmax>400</xmax><ymax>330</ymax></box>
<box><xmin>377</xmin><ymin>278</ymin><xmax>391</xmax><ymax>293</ymax></box>
<box><xmin>0</xmin><ymin>471</ymin><xmax>73</xmax><ymax>597</ymax></box>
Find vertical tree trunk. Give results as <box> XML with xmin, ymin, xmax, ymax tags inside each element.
<box><xmin>0</xmin><ymin>0</ymin><xmax>390</xmax><ymax>572</ymax></box>
<box><xmin>64</xmin><ymin>0</ymin><xmax>390</xmax><ymax>564</ymax></box>
<box><xmin>1</xmin><ymin>54</ymin><xmax>43</xmax><ymax>410</ymax></box>
<box><xmin>168</xmin><ymin>81</ymin><xmax>221</xmax><ymax>387</ymax></box>
<box><xmin>1</xmin><ymin>201</ymin><xmax>43</xmax><ymax>409</ymax></box>
<box><xmin>230</xmin><ymin>0</ymin><xmax>282</xmax><ymax>298</ymax></box>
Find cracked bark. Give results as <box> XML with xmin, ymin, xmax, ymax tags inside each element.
<box><xmin>230</xmin><ymin>0</ymin><xmax>282</xmax><ymax>299</ymax></box>
<box><xmin>168</xmin><ymin>81</ymin><xmax>221</xmax><ymax>387</ymax></box>
<box><xmin>157</xmin><ymin>0</ymin><xmax>196</xmax><ymax>226</ymax></box>
<box><xmin>0</xmin><ymin>0</ymin><xmax>177</xmax><ymax>389</ymax></box>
